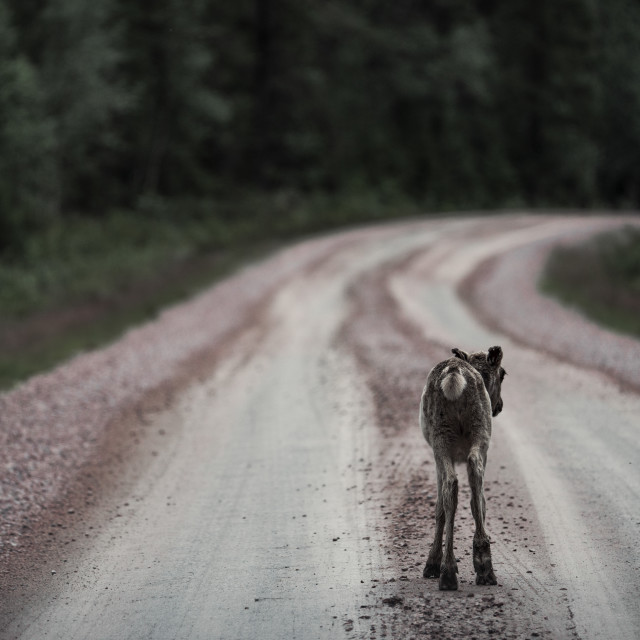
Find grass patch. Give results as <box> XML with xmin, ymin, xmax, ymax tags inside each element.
<box><xmin>0</xmin><ymin>242</ymin><xmax>277</xmax><ymax>390</ymax></box>
<box><xmin>540</xmin><ymin>224</ymin><xmax>640</xmax><ymax>338</ymax></box>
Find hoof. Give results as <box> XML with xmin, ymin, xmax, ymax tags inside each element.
<box><xmin>475</xmin><ymin>569</ymin><xmax>497</xmax><ymax>586</ymax></box>
<box><xmin>473</xmin><ymin>539</ymin><xmax>497</xmax><ymax>585</ymax></box>
<box><xmin>438</xmin><ymin>566</ymin><xmax>458</xmax><ymax>591</ymax></box>
<box><xmin>423</xmin><ymin>563</ymin><xmax>440</xmax><ymax>579</ymax></box>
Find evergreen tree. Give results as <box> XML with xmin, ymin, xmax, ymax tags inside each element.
<box><xmin>540</xmin><ymin>0</ymin><xmax>599</xmax><ymax>205</ymax></box>
<box><xmin>596</xmin><ymin>0</ymin><xmax>640</xmax><ymax>206</ymax></box>
<box><xmin>0</xmin><ymin>0</ymin><xmax>639</xmax><ymax>252</ymax></box>
<box><xmin>38</xmin><ymin>0</ymin><xmax>128</xmax><ymax>212</ymax></box>
<box><xmin>0</xmin><ymin>1</ymin><xmax>56</xmax><ymax>252</ymax></box>
<box><xmin>115</xmin><ymin>0</ymin><xmax>231</xmax><ymax>203</ymax></box>
<box><xmin>492</xmin><ymin>0</ymin><xmax>599</xmax><ymax>206</ymax></box>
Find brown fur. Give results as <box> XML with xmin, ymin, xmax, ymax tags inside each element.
<box><xmin>419</xmin><ymin>346</ymin><xmax>505</xmax><ymax>590</ymax></box>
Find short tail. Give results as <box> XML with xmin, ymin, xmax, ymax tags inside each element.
<box><xmin>441</xmin><ymin>369</ymin><xmax>467</xmax><ymax>401</ymax></box>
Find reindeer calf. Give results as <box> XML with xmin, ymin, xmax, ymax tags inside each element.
<box><xmin>419</xmin><ymin>346</ymin><xmax>506</xmax><ymax>590</ymax></box>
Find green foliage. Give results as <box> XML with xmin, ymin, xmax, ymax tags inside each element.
<box><xmin>0</xmin><ymin>2</ymin><xmax>57</xmax><ymax>251</ymax></box>
<box><xmin>541</xmin><ymin>226</ymin><xmax>640</xmax><ymax>337</ymax></box>
<box><xmin>39</xmin><ymin>0</ymin><xmax>128</xmax><ymax>210</ymax></box>
<box><xmin>491</xmin><ymin>0</ymin><xmax>600</xmax><ymax>206</ymax></box>
<box><xmin>114</xmin><ymin>0</ymin><xmax>233</xmax><ymax>200</ymax></box>
<box><xmin>0</xmin><ymin>210</ymin><xmax>205</xmax><ymax>316</ymax></box>
<box><xmin>596</xmin><ymin>0</ymin><xmax>640</xmax><ymax>206</ymax></box>
<box><xmin>2</xmin><ymin>0</ymin><xmax>640</xmax><ymax>233</ymax></box>
<box><xmin>597</xmin><ymin>227</ymin><xmax>640</xmax><ymax>288</ymax></box>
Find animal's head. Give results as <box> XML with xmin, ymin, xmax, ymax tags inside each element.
<box><xmin>452</xmin><ymin>346</ymin><xmax>506</xmax><ymax>417</ymax></box>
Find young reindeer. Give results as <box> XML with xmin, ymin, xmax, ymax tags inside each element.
<box><xmin>419</xmin><ymin>346</ymin><xmax>506</xmax><ymax>590</ymax></box>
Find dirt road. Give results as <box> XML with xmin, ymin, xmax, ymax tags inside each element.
<box><xmin>1</xmin><ymin>214</ymin><xmax>639</xmax><ymax>639</ymax></box>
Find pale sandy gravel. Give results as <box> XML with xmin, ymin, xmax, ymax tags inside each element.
<box><xmin>0</xmin><ymin>230</ymin><xmax>365</xmax><ymax>558</ymax></box>
<box><xmin>1</xmin><ymin>213</ymin><xmax>639</xmax><ymax>640</ymax></box>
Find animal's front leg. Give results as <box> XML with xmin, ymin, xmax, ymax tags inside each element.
<box><xmin>467</xmin><ymin>448</ymin><xmax>497</xmax><ymax>586</ymax></box>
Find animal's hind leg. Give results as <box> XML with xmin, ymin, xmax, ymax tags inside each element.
<box><xmin>438</xmin><ymin>456</ymin><xmax>459</xmax><ymax>590</ymax></box>
<box><xmin>423</xmin><ymin>466</ymin><xmax>444</xmax><ymax>578</ymax></box>
<box><xmin>467</xmin><ymin>447</ymin><xmax>497</xmax><ymax>586</ymax></box>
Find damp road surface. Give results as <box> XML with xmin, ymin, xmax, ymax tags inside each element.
<box><xmin>1</xmin><ymin>214</ymin><xmax>639</xmax><ymax>640</ymax></box>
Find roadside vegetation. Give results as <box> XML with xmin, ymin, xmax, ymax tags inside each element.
<box><xmin>0</xmin><ymin>191</ymin><xmax>416</xmax><ymax>319</ymax></box>
<box><xmin>541</xmin><ymin>226</ymin><xmax>640</xmax><ymax>338</ymax></box>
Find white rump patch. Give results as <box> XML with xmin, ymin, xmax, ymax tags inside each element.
<box><xmin>441</xmin><ymin>371</ymin><xmax>467</xmax><ymax>401</ymax></box>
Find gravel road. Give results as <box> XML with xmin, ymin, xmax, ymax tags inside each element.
<box><xmin>1</xmin><ymin>213</ymin><xmax>639</xmax><ymax>639</ymax></box>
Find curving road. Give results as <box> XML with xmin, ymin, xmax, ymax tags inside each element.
<box><xmin>1</xmin><ymin>214</ymin><xmax>639</xmax><ymax>639</ymax></box>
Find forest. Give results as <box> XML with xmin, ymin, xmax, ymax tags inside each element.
<box><xmin>1</xmin><ymin>0</ymin><xmax>640</xmax><ymax>304</ymax></box>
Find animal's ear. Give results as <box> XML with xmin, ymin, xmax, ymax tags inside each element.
<box><xmin>451</xmin><ymin>347</ymin><xmax>469</xmax><ymax>361</ymax></box>
<box><xmin>487</xmin><ymin>346</ymin><xmax>503</xmax><ymax>367</ymax></box>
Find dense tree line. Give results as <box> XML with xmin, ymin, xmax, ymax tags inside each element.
<box><xmin>1</xmin><ymin>0</ymin><xmax>639</xmax><ymax>253</ymax></box>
